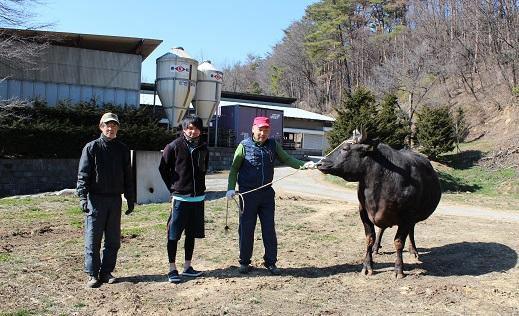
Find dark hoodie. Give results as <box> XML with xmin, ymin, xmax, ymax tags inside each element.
<box><xmin>158</xmin><ymin>135</ymin><xmax>208</xmax><ymax>196</ymax></box>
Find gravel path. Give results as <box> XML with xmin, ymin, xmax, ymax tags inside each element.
<box><xmin>207</xmin><ymin>167</ymin><xmax>519</xmax><ymax>222</ymax></box>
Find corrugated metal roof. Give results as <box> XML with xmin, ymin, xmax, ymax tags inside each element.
<box><xmin>0</xmin><ymin>28</ymin><xmax>162</xmax><ymax>60</ymax></box>
<box><xmin>220</xmin><ymin>101</ymin><xmax>334</xmax><ymax>122</ymax></box>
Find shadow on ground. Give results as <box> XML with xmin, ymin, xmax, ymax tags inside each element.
<box><xmin>116</xmin><ymin>242</ymin><xmax>516</xmax><ymax>283</ymax></box>
<box><xmin>205</xmin><ymin>190</ymin><xmax>226</xmax><ymax>201</ymax></box>
<box><xmin>116</xmin><ymin>274</ymin><xmax>168</xmax><ymax>284</ymax></box>
<box><xmin>417</xmin><ymin>242</ymin><xmax>517</xmax><ymax>276</ymax></box>
<box><xmin>437</xmin><ymin>171</ymin><xmax>482</xmax><ymax>193</ymax></box>
<box><xmin>438</xmin><ymin>150</ymin><xmax>483</xmax><ymax>169</ymax></box>
<box><xmin>205</xmin><ymin>263</ymin><xmax>360</xmax><ymax>280</ymax></box>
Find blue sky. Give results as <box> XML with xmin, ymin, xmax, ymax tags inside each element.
<box><xmin>35</xmin><ymin>0</ymin><xmax>318</xmax><ymax>83</ymax></box>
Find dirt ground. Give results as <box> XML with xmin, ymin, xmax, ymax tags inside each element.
<box><xmin>0</xmin><ymin>192</ymin><xmax>518</xmax><ymax>316</ymax></box>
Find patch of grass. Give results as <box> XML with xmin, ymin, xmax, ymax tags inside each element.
<box><xmin>284</xmin><ymin>223</ymin><xmax>307</xmax><ymax>231</ymax></box>
<box><xmin>298</xmin><ymin>206</ymin><xmax>317</xmax><ymax>214</ymax></box>
<box><xmin>69</xmin><ymin>219</ymin><xmax>83</xmax><ymax>229</ymax></box>
<box><xmin>438</xmin><ymin>166</ymin><xmax>519</xmax><ymax>197</ymax></box>
<box><xmin>0</xmin><ymin>198</ymin><xmax>34</xmax><ymax>207</ymax></box>
<box><xmin>121</xmin><ymin>227</ymin><xmax>145</xmax><ymax>238</ymax></box>
<box><xmin>20</xmin><ymin>208</ymin><xmax>52</xmax><ymax>220</ymax></box>
<box><xmin>322</xmin><ymin>174</ymin><xmax>358</xmax><ymax>190</ymax></box>
<box><xmin>211</xmin><ymin>206</ymin><xmax>224</xmax><ymax>213</ymax></box>
<box><xmin>65</xmin><ymin>206</ymin><xmax>83</xmax><ymax>216</ymax></box>
<box><xmin>0</xmin><ymin>253</ymin><xmax>11</xmax><ymax>262</ymax></box>
<box><xmin>141</xmin><ymin>204</ymin><xmax>169</xmax><ymax>213</ymax></box>
<box><xmin>317</xmin><ymin>233</ymin><xmax>339</xmax><ymax>242</ymax></box>
<box><xmin>152</xmin><ymin>223</ymin><xmax>166</xmax><ymax>231</ymax></box>
<box><xmin>0</xmin><ymin>309</ymin><xmax>34</xmax><ymax>316</ymax></box>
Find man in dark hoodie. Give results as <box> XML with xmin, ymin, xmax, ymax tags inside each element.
<box><xmin>76</xmin><ymin>112</ymin><xmax>135</xmax><ymax>288</ymax></box>
<box><xmin>159</xmin><ymin>115</ymin><xmax>209</xmax><ymax>283</ymax></box>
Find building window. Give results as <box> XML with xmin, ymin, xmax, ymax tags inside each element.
<box><xmin>283</xmin><ymin>132</ymin><xmax>302</xmax><ymax>149</ymax></box>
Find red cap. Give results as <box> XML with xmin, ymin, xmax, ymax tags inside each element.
<box><xmin>253</xmin><ymin>116</ymin><xmax>270</xmax><ymax>128</ymax></box>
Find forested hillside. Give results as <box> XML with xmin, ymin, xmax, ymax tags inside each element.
<box><xmin>223</xmin><ymin>0</ymin><xmax>519</xmax><ymax>152</ymax></box>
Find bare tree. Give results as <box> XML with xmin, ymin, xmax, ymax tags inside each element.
<box><xmin>0</xmin><ymin>0</ymin><xmax>52</xmax><ymax>77</ymax></box>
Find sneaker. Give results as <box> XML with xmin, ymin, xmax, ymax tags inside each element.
<box><xmin>238</xmin><ymin>264</ymin><xmax>251</xmax><ymax>274</ymax></box>
<box><xmin>265</xmin><ymin>264</ymin><xmax>281</xmax><ymax>275</ymax></box>
<box><xmin>182</xmin><ymin>266</ymin><xmax>203</xmax><ymax>277</ymax></box>
<box><xmin>100</xmin><ymin>272</ymin><xmax>116</xmax><ymax>284</ymax></box>
<box><xmin>86</xmin><ymin>276</ymin><xmax>101</xmax><ymax>288</ymax></box>
<box><xmin>168</xmin><ymin>270</ymin><xmax>181</xmax><ymax>283</ymax></box>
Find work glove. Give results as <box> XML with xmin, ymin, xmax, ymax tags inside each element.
<box><xmin>79</xmin><ymin>198</ymin><xmax>89</xmax><ymax>213</ymax></box>
<box><xmin>226</xmin><ymin>190</ymin><xmax>236</xmax><ymax>200</ymax></box>
<box><xmin>125</xmin><ymin>201</ymin><xmax>135</xmax><ymax>215</ymax></box>
<box><xmin>303</xmin><ymin>161</ymin><xmax>317</xmax><ymax>169</ymax></box>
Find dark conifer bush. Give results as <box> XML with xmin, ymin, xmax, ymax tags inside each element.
<box><xmin>0</xmin><ymin>100</ymin><xmax>176</xmax><ymax>158</ymax></box>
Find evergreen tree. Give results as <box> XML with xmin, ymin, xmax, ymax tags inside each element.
<box><xmin>327</xmin><ymin>89</ymin><xmax>411</xmax><ymax>151</ymax></box>
<box><xmin>374</xmin><ymin>94</ymin><xmax>410</xmax><ymax>149</ymax></box>
<box><xmin>326</xmin><ymin>87</ymin><xmax>377</xmax><ymax>151</ymax></box>
<box><xmin>415</xmin><ymin>106</ymin><xmax>456</xmax><ymax>160</ymax></box>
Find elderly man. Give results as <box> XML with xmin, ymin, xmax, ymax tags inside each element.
<box><xmin>76</xmin><ymin>112</ymin><xmax>135</xmax><ymax>288</ymax></box>
<box><xmin>226</xmin><ymin>116</ymin><xmax>316</xmax><ymax>275</ymax></box>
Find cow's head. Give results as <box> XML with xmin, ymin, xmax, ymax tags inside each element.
<box><xmin>318</xmin><ymin>130</ymin><xmax>375</xmax><ymax>182</ymax></box>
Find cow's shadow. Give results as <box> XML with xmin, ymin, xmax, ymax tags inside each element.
<box><xmin>411</xmin><ymin>241</ymin><xmax>517</xmax><ymax>277</ymax></box>
<box><xmin>361</xmin><ymin>241</ymin><xmax>516</xmax><ymax>277</ymax></box>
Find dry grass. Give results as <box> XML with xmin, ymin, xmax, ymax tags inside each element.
<box><xmin>0</xmin><ymin>194</ymin><xmax>518</xmax><ymax>315</ymax></box>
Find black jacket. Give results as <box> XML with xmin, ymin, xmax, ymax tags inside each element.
<box><xmin>76</xmin><ymin>134</ymin><xmax>135</xmax><ymax>201</ymax></box>
<box><xmin>158</xmin><ymin>136</ymin><xmax>208</xmax><ymax>196</ymax></box>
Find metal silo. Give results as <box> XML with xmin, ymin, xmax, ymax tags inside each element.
<box><xmin>155</xmin><ymin>47</ymin><xmax>198</xmax><ymax>127</ymax></box>
<box><xmin>191</xmin><ymin>60</ymin><xmax>223</xmax><ymax>126</ymax></box>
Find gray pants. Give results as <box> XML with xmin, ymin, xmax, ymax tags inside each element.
<box><xmin>84</xmin><ymin>194</ymin><xmax>122</xmax><ymax>277</ymax></box>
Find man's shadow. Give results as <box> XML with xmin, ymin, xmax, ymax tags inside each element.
<box><xmin>115</xmin><ymin>264</ymin><xmax>359</xmax><ymax>284</ymax></box>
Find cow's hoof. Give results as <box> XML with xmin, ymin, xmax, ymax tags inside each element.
<box><xmin>395</xmin><ymin>272</ymin><xmax>405</xmax><ymax>279</ymax></box>
<box><xmin>361</xmin><ymin>268</ymin><xmax>374</xmax><ymax>276</ymax></box>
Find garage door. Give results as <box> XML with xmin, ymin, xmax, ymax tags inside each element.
<box><xmin>302</xmin><ymin>133</ymin><xmax>323</xmax><ymax>150</ymax></box>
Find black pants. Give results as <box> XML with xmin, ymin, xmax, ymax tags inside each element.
<box><xmin>238</xmin><ymin>187</ymin><xmax>277</xmax><ymax>266</ymax></box>
<box><xmin>84</xmin><ymin>194</ymin><xmax>121</xmax><ymax>276</ymax></box>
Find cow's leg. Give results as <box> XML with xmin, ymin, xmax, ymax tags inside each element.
<box><xmin>394</xmin><ymin>224</ymin><xmax>411</xmax><ymax>279</ymax></box>
<box><xmin>373</xmin><ymin>227</ymin><xmax>385</xmax><ymax>254</ymax></box>
<box><xmin>359</xmin><ymin>207</ymin><xmax>375</xmax><ymax>276</ymax></box>
<box><xmin>408</xmin><ymin>224</ymin><xmax>419</xmax><ymax>259</ymax></box>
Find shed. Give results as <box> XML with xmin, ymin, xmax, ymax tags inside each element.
<box><xmin>0</xmin><ymin>28</ymin><xmax>162</xmax><ymax>106</ymax></box>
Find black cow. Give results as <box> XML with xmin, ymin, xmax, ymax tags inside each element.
<box><xmin>318</xmin><ymin>132</ymin><xmax>441</xmax><ymax>278</ymax></box>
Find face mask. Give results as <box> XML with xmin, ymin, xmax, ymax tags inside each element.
<box><xmin>184</xmin><ymin>133</ymin><xmax>200</xmax><ymax>144</ymax></box>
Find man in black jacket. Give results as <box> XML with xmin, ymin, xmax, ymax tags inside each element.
<box><xmin>76</xmin><ymin>112</ymin><xmax>135</xmax><ymax>288</ymax></box>
<box><xmin>159</xmin><ymin>115</ymin><xmax>209</xmax><ymax>283</ymax></box>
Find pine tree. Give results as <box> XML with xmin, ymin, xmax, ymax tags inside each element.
<box><xmin>374</xmin><ymin>94</ymin><xmax>410</xmax><ymax>149</ymax></box>
<box><xmin>326</xmin><ymin>87</ymin><xmax>377</xmax><ymax>150</ymax></box>
<box><xmin>415</xmin><ymin>106</ymin><xmax>456</xmax><ymax>160</ymax></box>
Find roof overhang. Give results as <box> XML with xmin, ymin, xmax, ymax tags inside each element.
<box><xmin>0</xmin><ymin>28</ymin><xmax>162</xmax><ymax>61</ymax></box>
<box><xmin>221</xmin><ymin>91</ymin><xmax>296</xmax><ymax>105</ymax></box>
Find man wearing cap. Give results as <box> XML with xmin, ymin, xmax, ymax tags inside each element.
<box><xmin>226</xmin><ymin>116</ymin><xmax>316</xmax><ymax>275</ymax></box>
<box><xmin>77</xmin><ymin>112</ymin><xmax>135</xmax><ymax>288</ymax></box>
